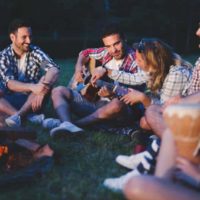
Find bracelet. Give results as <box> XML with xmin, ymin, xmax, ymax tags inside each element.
<box><xmin>102</xmin><ymin>66</ymin><xmax>108</xmax><ymax>75</ymax></box>
<box><xmin>42</xmin><ymin>82</ymin><xmax>51</xmax><ymax>87</ymax></box>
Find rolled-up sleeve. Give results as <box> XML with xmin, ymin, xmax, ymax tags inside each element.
<box><xmin>80</xmin><ymin>48</ymin><xmax>106</xmax><ymax>60</ymax></box>
<box><xmin>32</xmin><ymin>48</ymin><xmax>59</xmax><ymax>72</ymax></box>
<box><xmin>0</xmin><ymin>55</ymin><xmax>15</xmax><ymax>87</ymax></box>
<box><xmin>109</xmin><ymin>68</ymin><xmax>149</xmax><ymax>85</ymax></box>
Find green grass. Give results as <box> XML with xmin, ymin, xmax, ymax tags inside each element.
<box><xmin>0</xmin><ymin>54</ymin><xmax>197</xmax><ymax>200</ymax></box>
<box><xmin>0</xmin><ymin>59</ymin><xmax>136</xmax><ymax>200</ymax></box>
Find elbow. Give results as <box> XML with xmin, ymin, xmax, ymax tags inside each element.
<box><xmin>51</xmin><ymin>67</ymin><xmax>60</xmax><ymax>79</ymax></box>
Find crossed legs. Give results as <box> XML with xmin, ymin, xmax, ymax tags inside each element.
<box><xmin>51</xmin><ymin>86</ymin><xmax>127</xmax><ymax>127</ymax></box>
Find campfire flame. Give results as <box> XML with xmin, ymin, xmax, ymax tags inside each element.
<box><xmin>0</xmin><ymin>145</ymin><xmax>8</xmax><ymax>157</ymax></box>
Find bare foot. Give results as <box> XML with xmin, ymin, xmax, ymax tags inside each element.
<box><xmin>34</xmin><ymin>144</ymin><xmax>54</xmax><ymax>159</ymax></box>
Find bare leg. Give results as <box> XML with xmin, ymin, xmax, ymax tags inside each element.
<box><xmin>17</xmin><ymin>93</ymin><xmax>38</xmax><ymax>117</ymax></box>
<box><xmin>51</xmin><ymin>86</ymin><xmax>72</xmax><ymax>122</ymax></box>
<box><xmin>140</xmin><ymin>116</ymin><xmax>152</xmax><ymax>130</ymax></box>
<box><xmin>52</xmin><ymin>87</ymin><xmax>127</xmax><ymax>127</ymax></box>
<box><xmin>75</xmin><ymin>98</ymin><xmax>125</xmax><ymax>127</ymax></box>
<box><xmin>0</xmin><ymin>98</ymin><xmax>17</xmax><ymax>115</ymax></box>
<box><xmin>155</xmin><ymin>129</ymin><xmax>177</xmax><ymax>178</ymax></box>
<box><xmin>124</xmin><ymin>176</ymin><xmax>200</xmax><ymax>200</ymax></box>
<box><xmin>0</xmin><ymin>112</ymin><xmax>8</xmax><ymax>127</ymax></box>
<box><xmin>145</xmin><ymin>105</ymin><xmax>167</xmax><ymax>137</ymax></box>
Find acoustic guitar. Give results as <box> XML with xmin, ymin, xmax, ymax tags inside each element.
<box><xmin>68</xmin><ymin>58</ymin><xmax>145</xmax><ymax>102</ymax></box>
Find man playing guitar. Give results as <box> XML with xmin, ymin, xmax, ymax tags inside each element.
<box><xmin>44</xmin><ymin>23</ymin><xmax>149</xmax><ymax>137</ymax></box>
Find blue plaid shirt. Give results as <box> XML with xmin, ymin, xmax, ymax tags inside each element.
<box><xmin>0</xmin><ymin>44</ymin><xmax>59</xmax><ymax>92</ymax></box>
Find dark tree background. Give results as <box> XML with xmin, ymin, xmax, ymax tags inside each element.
<box><xmin>0</xmin><ymin>0</ymin><xmax>199</xmax><ymax>58</ymax></box>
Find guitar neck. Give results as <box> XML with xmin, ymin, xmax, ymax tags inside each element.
<box><xmin>95</xmin><ymin>80</ymin><xmax>128</xmax><ymax>98</ymax></box>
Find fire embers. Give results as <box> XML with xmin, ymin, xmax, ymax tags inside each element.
<box><xmin>0</xmin><ymin>146</ymin><xmax>8</xmax><ymax>157</ymax></box>
<box><xmin>0</xmin><ymin>144</ymin><xmax>34</xmax><ymax>172</ymax></box>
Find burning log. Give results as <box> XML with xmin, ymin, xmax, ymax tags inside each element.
<box><xmin>0</xmin><ymin>127</ymin><xmax>36</xmax><ymax>141</ymax></box>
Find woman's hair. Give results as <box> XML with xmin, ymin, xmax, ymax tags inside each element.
<box><xmin>135</xmin><ymin>38</ymin><xmax>192</xmax><ymax>92</ymax></box>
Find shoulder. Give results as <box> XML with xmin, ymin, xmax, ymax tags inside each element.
<box><xmin>168</xmin><ymin>65</ymin><xmax>192</xmax><ymax>77</ymax></box>
<box><xmin>0</xmin><ymin>45</ymin><xmax>12</xmax><ymax>57</ymax></box>
<box><xmin>125</xmin><ymin>47</ymin><xmax>136</xmax><ymax>60</ymax></box>
<box><xmin>29</xmin><ymin>45</ymin><xmax>49</xmax><ymax>58</ymax></box>
<box><xmin>194</xmin><ymin>57</ymin><xmax>200</xmax><ymax>68</ymax></box>
<box><xmin>29</xmin><ymin>45</ymin><xmax>44</xmax><ymax>53</ymax></box>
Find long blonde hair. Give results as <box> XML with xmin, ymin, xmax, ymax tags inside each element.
<box><xmin>136</xmin><ymin>38</ymin><xmax>192</xmax><ymax>92</ymax></box>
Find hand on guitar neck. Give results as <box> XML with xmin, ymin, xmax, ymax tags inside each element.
<box><xmin>94</xmin><ymin>80</ymin><xmax>129</xmax><ymax>99</ymax></box>
<box><xmin>78</xmin><ymin>79</ymin><xmax>129</xmax><ymax>102</ymax></box>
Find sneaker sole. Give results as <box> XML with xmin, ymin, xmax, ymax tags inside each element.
<box><xmin>115</xmin><ymin>159</ymin><xmax>137</xmax><ymax>170</ymax></box>
<box><xmin>5</xmin><ymin>119</ymin><xmax>20</xmax><ymax>127</ymax></box>
<box><xmin>50</xmin><ymin>128</ymin><xmax>84</xmax><ymax>138</ymax></box>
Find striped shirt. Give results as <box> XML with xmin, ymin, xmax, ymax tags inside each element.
<box><xmin>0</xmin><ymin>44</ymin><xmax>59</xmax><ymax>92</ymax></box>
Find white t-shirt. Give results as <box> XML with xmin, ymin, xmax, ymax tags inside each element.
<box><xmin>105</xmin><ymin>58</ymin><xmax>124</xmax><ymax>70</ymax></box>
<box><xmin>17</xmin><ymin>53</ymin><xmax>27</xmax><ymax>80</ymax></box>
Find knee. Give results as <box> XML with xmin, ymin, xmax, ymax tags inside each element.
<box><xmin>145</xmin><ymin>105</ymin><xmax>161</xmax><ymax>123</ymax></box>
<box><xmin>108</xmin><ymin>98</ymin><xmax>124</xmax><ymax>113</ymax></box>
<box><xmin>51</xmin><ymin>86</ymin><xmax>71</xmax><ymax>101</ymax></box>
<box><xmin>140</xmin><ymin>116</ymin><xmax>150</xmax><ymax>130</ymax></box>
<box><xmin>124</xmin><ymin>177</ymin><xmax>146</xmax><ymax>200</ymax></box>
<box><xmin>95</xmin><ymin>98</ymin><xmax>123</xmax><ymax>119</ymax></box>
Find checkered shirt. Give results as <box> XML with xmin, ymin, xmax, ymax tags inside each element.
<box><xmin>81</xmin><ymin>47</ymin><xmax>149</xmax><ymax>85</ymax></box>
<box><xmin>187</xmin><ymin>57</ymin><xmax>200</xmax><ymax>95</ymax></box>
<box><xmin>151</xmin><ymin>65</ymin><xmax>192</xmax><ymax>104</ymax></box>
<box><xmin>0</xmin><ymin>45</ymin><xmax>59</xmax><ymax>91</ymax></box>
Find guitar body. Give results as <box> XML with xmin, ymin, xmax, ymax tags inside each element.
<box><xmin>80</xmin><ymin>83</ymin><xmax>100</xmax><ymax>102</ymax></box>
<box><xmin>68</xmin><ymin>58</ymin><xmax>146</xmax><ymax>102</ymax></box>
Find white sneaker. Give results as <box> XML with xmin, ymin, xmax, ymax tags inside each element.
<box><xmin>115</xmin><ymin>151</ymin><xmax>153</xmax><ymax>170</ymax></box>
<box><xmin>5</xmin><ymin>114</ymin><xmax>21</xmax><ymax>127</ymax></box>
<box><xmin>27</xmin><ymin>114</ymin><xmax>45</xmax><ymax>124</ymax></box>
<box><xmin>50</xmin><ymin>121</ymin><xmax>84</xmax><ymax>137</ymax></box>
<box><xmin>103</xmin><ymin>169</ymin><xmax>140</xmax><ymax>191</ymax></box>
<box><xmin>43</xmin><ymin>118</ymin><xmax>61</xmax><ymax>129</ymax></box>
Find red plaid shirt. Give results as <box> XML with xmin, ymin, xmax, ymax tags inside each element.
<box><xmin>81</xmin><ymin>47</ymin><xmax>138</xmax><ymax>74</ymax></box>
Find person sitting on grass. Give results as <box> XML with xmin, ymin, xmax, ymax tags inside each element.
<box><xmin>113</xmin><ymin>22</ymin><xmax>200</xmax><ymax>171</ymax></box>
<box><xmin>0</xmin><ymin>18</ymin><xmax>60</xmax><ymax>127</ymax></box>
<box><xmin>103</xmin><ymin>38</ymin><xmax>192</xmax><ymax>191</ymax></box>
<box><xmin>124</xmin><ymin>128</ymin><xmax>200</xmax><ymax>200</ymax></box>
<box><xmin>139</xmin><ymin>22</ymin><xmax>200</xmax><ymax>139</ymax></box>
<box><xmin>43</xmin><ymin>23</ymin><xmax>150</xmax><ymax>137</ymax></box>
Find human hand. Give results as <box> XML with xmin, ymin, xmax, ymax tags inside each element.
<box><xmin>174</xmin><ymin>157</ymin><xmax>200</xmax><ymax>182</ymax></box>
<box><xmin>91</xmin><ymin>67</ymin><xmax>106</xmax><ymax>85</ymax></box>
<box><xmin>162</xmin><ymin>95</ymin><xmax>182</xmax><ymax>111</ymax></box>
<box><xmin>98</xmin><ymin>86</ymin><xmax>113</xmax><ymax>97</ymax></box>
<box><xmin>31</xmin><ymin>95</ymin><xmax>45</xmax><ymax>112</ymax></box>
<box><xmin>31</xmin><ymin>83</ymin><xmax>49</xmax><ymax>95</ymax></box>
<box><xmin>121</xmin><ymin>88</ymin><xmax>144</xmax><ymax>105</ymax></box>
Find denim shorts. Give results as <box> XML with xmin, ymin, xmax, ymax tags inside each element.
<box><xmin>4</xmin><ymin>93</ymin><xmax>28</xmax><ymax>110</ymax></box>
<box><xmin>70</xmin><ymin>89</ymin><xmax>144</xmax><ymax>125</ymax></box>
<box><xmin>0</xmin><ymin>82</ymin><xmax>28</xmax><ymax>109</ymax></box>
<box><xmin>70</xmin><ymin>90</ymin><xmax>109</xmax><ymax>117</ymax></box>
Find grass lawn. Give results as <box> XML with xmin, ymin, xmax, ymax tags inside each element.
<box><xmin>0</xmin><ymin>54</ymin><xmax>198</xmax><ymax>200</ymax></box>
<box><xmin>0</xmin><ymin>59</ymin><xmax>136</xmax><ymax>200</ymax></box>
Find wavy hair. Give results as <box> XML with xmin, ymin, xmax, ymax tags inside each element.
<box><xmin>135</xmin><ymin>38</ymin><xmax>192</xmax><ymax>92</ymax></box>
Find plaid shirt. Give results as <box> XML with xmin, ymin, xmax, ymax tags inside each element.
<box><xmin>151</xmin><ymin>65</ymin><xmax>192</xmax><ymax>104</ymax></box>
<box><xmin>0</xmin><ymin>44</ymin><xmax>59</xmax><ymax>92</ymax></box>
<box><xmin>81</xmin><ymin>47</ymin><xmax>149</xmax><ymax>85</ymax></box>
<box><xmin>187</xmin><ymin>57</ymin><xmax>200</xmax><ymax>95</ymax></box>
